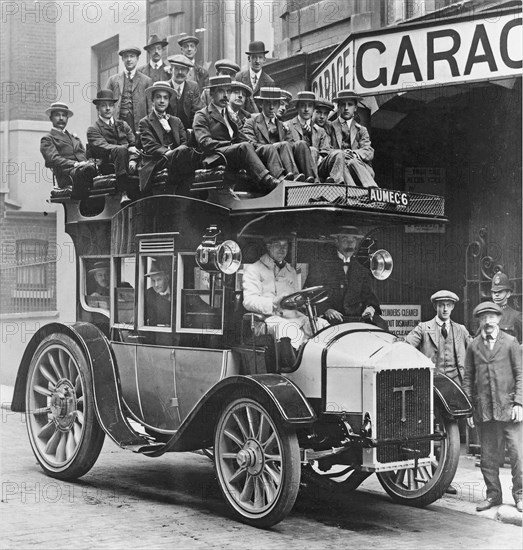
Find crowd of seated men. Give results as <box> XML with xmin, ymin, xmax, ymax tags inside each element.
<box><xmin>40</xmin><ymin>34</ymin><xmax>379</xmax><ymax>204</ymax></box>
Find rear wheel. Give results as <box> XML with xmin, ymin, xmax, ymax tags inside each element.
<box><xmin>376</xmin><ymin>408</ymin><xmax>460</xmax><ymax>507</ymax></box>
<box><xmin>25</xmin><ymin>333</ymin><xmax>105</xmax><ymax>480</ymax></box>
<box><xmin>214</xmin><ymin>393</ymin><xmax>300</xmax><ymax>528</ymax></box>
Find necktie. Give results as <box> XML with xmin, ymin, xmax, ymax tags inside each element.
<box><xmin>441</xmin><ymin>324</ymin><xmax>448</xmax><ymax>339</ymax></box>
<box><xmin>252</xmin><ymin>73</ymin><xmax>258</xmax><ymax>89</ymax></box>
<box><xmin>486</xmin><ymin>334</ymin><xmax>494</xmax><ymax>349</ymax></box>
<box><xmin>268</xmin><ymin>117</ymin><xmax>277</xmax><ymax>135</ymax></box>
<box><xmin>222</xmin><ymin>109</ymin><xmax>234</xmax><ymax>138</ymax></box>
<box><xmin>343</xmin><ymin>260</ymin><xmax>350</xmax><ymax>275</ymax></box>
<box><xmin>127</xmin><ymin>71</ymin><xmax>133</xmax><ymax>80</ymax></box>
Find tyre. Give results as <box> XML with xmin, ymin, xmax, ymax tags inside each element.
<box><xmin>214</xmin><ymin>392</ymin><xmax>300</xmax><ymax>528</ymax></box>
<box><xmin>25</xmin><ymin>333</ymin><xmax>105</xmax><ymax>480</ymax></box>
<box><xmin>376</xmin><ymin>407</ymin><xmax>460</xmax><ymax>507</ymax></box>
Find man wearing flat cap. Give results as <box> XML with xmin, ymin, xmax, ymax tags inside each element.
<box><xmin>138</xmin><ymin>35</ymin><xmax>172</xmax><ymax>83</ymax></box>
<box><xmin>490</xmin><ymin>272</ymin><xmax>522</xmax><ymax>342</ymax></box>
<box><xmin>464</xmin><ymin>302</ymin><xmax>522</xmax><ymax>513</ymax></box>
<box><xmin>306</xmin><ymin>226</ymin><xmax>387</xmax><ymax>330</ymax></box>
<box><xmin>236</xmin><ymin>41</ymin><xmax>275</xmax><ymax>113</ymax></box>
<box><xmin>106</xmin><ymin>46</ymin><xmax>152</xmax><ymax>135</ymax></box>
<box><xmin>406</xmin><ymin>290</ymin><xmax>471</xmax><ymax>384</ymax></box>
<box><xmin>328</xmin><ymin>90</ymin><xmax>378</xmax><ymax>188</ymax></box>
<box><xmin>138</xmin><ymin>82</ymin><xmax>198</xmax><ymax>195</ymax></box>
<box><xmin>201</xmin><ymin>59</ymin><xmax>241</xmax><ymax>107</ymax></box>
<box><xmin>313</xmin><ymin>98</ymin><xmax>335</xmax><ymax>134</ymax></box>
<box><xmin>193</xmin><ymin>76</ymin><xmax>282</xmax><ymax>193</ymax></box>
<box><xmin>277</xmin><ymin>90</ymin><xmax>293</xmax><ymax>122</ymax></box>
<box><xmin>40</xmin><ymin>102</ymin><xmax>96</xmax><ymax>198</ymax></box>
<box><xmin>178</xmin><ymin>34</ymin><xmax>209</xmax><ymax>93</ymax></box>
<box><xmin>166</xmin><ymin>54</ymin><xmax>203</xmax><ymax>129</ymax></box>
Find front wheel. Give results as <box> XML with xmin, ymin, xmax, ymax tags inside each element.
<box><xmin>25</xmin><ymin>333</ymin><xmax>105</xmax><ymax>480</ymax></box>
<box><xmin>214</xmin><ymin>393</ymin><xmax>300</xmax><ymax>528</ymax></box>
<box><xmin>376</xmin><ymin>409</ymin><xmax>460</xmax><ymax>507</ymax></box>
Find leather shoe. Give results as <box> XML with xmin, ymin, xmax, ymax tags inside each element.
<box><xmin>476</xmin><ymin>497</ymin><xmax>502</xmax><ymax>512</ymax></box>
<box><xmin>293</xmin><ymin>173</ymin><xmax>306</xmax><ymax>182</ymax></box>
<box><xmin>324</xmin><ymin>177</ymin><xmax>336</xmax><ymax>183</ymax></box>
<box><xmin>516</xmin><ymin>500</ymin><xmax>522</xmax><ymax>512</ymax></box>
<box><xmin>120</xmin><ymin>192</ymin><xmax>132</xmax><ymax>207</ymax></box>
<box><xmin>259</xmin><ymin>174</ymin><xmax>281</xmax><ymax>192</ymax></box>
<box><xmin>445</xmin><ymin>484</ymin><xmax>457</xmax><ymax>495</ymax></box>
<box><xmin>305</xmin><ymin>176</ymin><xmax>315</xmax><ymax>183</ymax></box>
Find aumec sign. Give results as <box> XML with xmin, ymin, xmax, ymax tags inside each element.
<box><xmin>312</xmin><ymin>10</ymin><xmax>522</xmax><ymax>99</ymax></box>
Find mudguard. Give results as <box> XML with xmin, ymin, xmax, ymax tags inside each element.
<box><xmin>11</xmin><ymin>322</ymin><xmax>164</xmax><ymax>453</ymax></box>
<box><xmin>433</xmin><ymin>372</ymin><xmax>472</xmax><ymax>418</ymax></box>
<box><xmin>146</xmin><ymin>374</ymin><xmax>317</xmax><ymax>457</ymax></box>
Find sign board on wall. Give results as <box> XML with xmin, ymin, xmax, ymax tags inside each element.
<box><xmin>381</xmin><ymin>304</ymin><xmax>421</xmax><ymax>337</ymax></box>
<box><xmin>405</xmin><ymin>167</ymin><xmax>446</xmax><ymax>194</ymax></box>
<box><xmin>312</xmin><ymin>11</ymin><xmax>522</xmax><ymax>99</ymax></box>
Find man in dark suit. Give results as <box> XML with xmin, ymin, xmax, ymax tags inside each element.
<box><xmin>464</xmin><ymin>302</ymin><xmax>522</xmax><ymax>513</ymax></box>
<box><xmin>178</xmin><ymin>34</ymin><xmax>209</xmax><ymax>93</ymax></box>
<box><xmin>201</xmin><ymin>59</ymin><xmax>240</xmax><ymax>106</ymax></box>
<box><xmin>138</xmin><ymin>82</ymin><xmax>198</xmax><ymax>194</ymax></box>
<box><xmin>306</xmin><ymin>226</ymin><xmax>386</xmax><ymax>330</ymax></box>
<box><xmin>137</xmin><ymin>35</ymin><xmax>171</xmax><ymax>83</ymax></box>
<box><xmin>193</xmin><ymin>76</ymin><xmax>281</xmax><ymax>193</ymax></box>
<box><xmin>235</xmin><ymin>41</ymin><xmax>275</xmax><ymax>113</ymax></box>
<box><xmin>145</xmin><ymin>258</ymin><xmax>172</xmax><ymax>326</ymax></box>
<box><xmin>227</xmin><ymin>81</ymin><xmax>252</xmax><ymax>131</ymax></box>
<box><xmin>106</xmin><ymin>46</ymin><xmax>152</xmax><ymax>135</ymax></box>
<box><xmin>243</xmin><ymin>87</ymin><xmax>304</xmax><ymax>180</ymax></box>
<box><xmin>287</xmin><ymin>91</ymin><xmax>348</xmax><ymax>183</ymax></box>
<box><xmin>40</xmin><ymin>102</ymin><xmax>96</xmax><ymax>198</ymax></box>
<box><xmin>166</xmin><ymin>54</ymin><xmax>203</xmax><ymax>130</ymax></box>
<box><xmin>328</xmin><ymin>89</ymin><xmax>378</xmax><ymax>188</ymax></box>
<box><xmin>490</xmin><ymin>272</ymin><xmax>522</xmax><ymax>342</ymax></box>
<box><xmin>87</xmin><ymin>89</ymin><xmax>140</xmax><ymax>198</ymax></box>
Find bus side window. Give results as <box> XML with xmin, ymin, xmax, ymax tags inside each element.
<box><xmin>85</xmin><ymin>259</ymin><xmax>110</xmax><ymax>312</ymax></box>
<box><xmin>114</xmin><ymin>257</ymin><xmax>135</xmax><ymax>325</ymax></box>
<box><xmin>143</xmin><ymin>256</ymin><xmax>173</xmax><ymax>327</ymax></box>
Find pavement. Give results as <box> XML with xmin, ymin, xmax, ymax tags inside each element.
<box><xmin>2</xmin><ymin>382</ymin><xmax>521</xmax><ymax>528</ymax></box>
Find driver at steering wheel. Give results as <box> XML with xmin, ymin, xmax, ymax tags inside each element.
<box><xmin>242</xmin><ymin>234</ymin><xmax>328</xmax><ymax>348</ymax></box>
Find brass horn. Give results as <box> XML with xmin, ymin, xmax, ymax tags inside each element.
<box><xmin>370</xmin><ymin>249</ymin><xmax>393</xmax><ymax>280</ymax></box>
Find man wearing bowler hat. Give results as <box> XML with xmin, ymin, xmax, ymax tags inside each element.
<box><xmin>106</xmin><ymin>46</ymin><xmax>152</xmax><ymax>135</ymax></box>
<box><xmin>490</xmin><ymin>272</ymin><xmax>521</xmax><ymax>342</ymax></box>
<box><xmin>306</xmin><ymin>226</ymin><xmax>387</xmax><ymax>330</ymax></box>
<box><xmin>201</xmin><ymin>59</ymin><xmax>241</xmax><ymax>106</ymax></box>
<box><xmin>193</xmin><ymin>76</ymin><xmax>282</xmax><ymax>193</ymax></box>
<box><xmin>178</xmin><ymin>34</ymin><xmax>209</xmax><ymax>93</ymax></box>
<box><xmin>464</xmin><ymin>302</ymin><xmax>522</xmax><ymax>512</ymax></box>
<box><xmin>236</xmin><ymin>40</ymin><xmax>275</xmax><ymax>113</ymax></box>
<box><xmin>328</xmin><ymin>89</ymin><xmax>378</xmax><ymax>188</ymax></box>
<box><xmin>87</xmin><ymin>89</ymin><xmax>140</xmax><ymax>202</ymax></box>
<box><xmin>145</xmin><ymin>258</ymin><xmax>173</xmax><ymax>326</ymax></box>
<box><xmin>138</xmin><ymin>82</ymin><xmax>198</xmax><ymax>195</ymax></box>
<box><xmin>243</xmin><ymin>87</ymin><xmax>305</xmax><ymax>181</ymax></box>
<box><xmin>166</xmin><ymin>54</ymin><xmax>203</xmax><ymax>130</ymax></box>
<box><xmin>138</xmin><ymin>35</ymin><xmax>172</xmax><ymax>83</ymax></box>
<box><xmin>40</xmin><ymin>102</ymin><xmax>96</xmax><ymax>198</ymax></box>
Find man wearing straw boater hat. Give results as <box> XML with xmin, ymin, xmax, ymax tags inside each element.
<box><xmin>235</xmin><ymin>40</ymin><xmax>275</xmax><ymax>113</ymax></box>
<box><xmin>178</xmin><ymin>34</ymin><xmax>209</xmax><ymax>93</ymax></box>
<box><xmin>40</xmin><ymin>102</ymin><xmax>96</xmax><ymax>198</ymax></box>
<box><xmin>138</xmin><ymin>34</ymin><xmax>171</xmax><ymax>83</ymax></box>
<box><xmin>138</xmin><ymin>82</ymin><xmax>198</xmax><ymax>194</ymax></box>
<box><xmin>106</xmin><ymin>46</ymin><xmax>152</xmax><ymax>135</ymax></box>
<box><xmin>193</xmin><ymin>76</ymin><xmax>283</xmax><ymax>193</ymax></box>
<box><xmin>201</xmin><ymin>59</ymin><xmax>241</xmax><ymax>106</ymax></box>
<box><xmin>328</xmin><ymin>89</ymin><xmax>378</xmax><ymax>188</ymax></box>
<box><xmin>166</xmin><ymin>54</ymin><xmax>203</xmax><ymax>129</ymax></box>
<box><xmin>287</xmin><ymin>91</ymin><xmax>348</xmax><ymax>184</ymax></box>
<box><xmin>243</xmin><ymin>87</ymin><xmax>306</xmax><ymax>181</ymax></box>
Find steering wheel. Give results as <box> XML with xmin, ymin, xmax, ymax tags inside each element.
<box><xmin>280</xmin><ymin>286</ymin><xmax>329</xmax><ymax>311</ymax></box>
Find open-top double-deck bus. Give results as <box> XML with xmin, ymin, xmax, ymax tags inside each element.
<box><xmin>11</xmin><ymin>180</ymin><xmax>471</xmax><ymax>527</ymax></box>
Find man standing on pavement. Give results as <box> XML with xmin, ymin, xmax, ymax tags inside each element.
<box><xmin>490</xmin><ymin>272</ymin><xmax>522</xmax><ymax>342</ymax></box>
<box><xmin>167</xmin><ymin>54</ymin><xmax>204</xmax><ymax>130</ymax></box>
<box><xmin>106</xmin><ymin>46</ymin><xmax>152</xmax><ymax>136</ymax></box>
<box><xmin>178</xmin><ymin>34</ymin><xmax>209</xmax><ymax>93</ymax></box>
<box><xmin>464</xmin><ymin>302</ymin><xmax>522</xmax><ymax>513</ymax></box>
<box><xmin>138</xmin><ymin>35</ymin><xmax>172</xmax><ymax>83</ymax></box>
<box><xmin>40</xmin><ymin>102</ymin><xmax>96</xmax><ymax>199</ymax></box>
<box><xmin>235</xmin><ymin>41</ymin><xmax>275</xmax><ymax>113</ymax></box>
<box><xmin>193</xmin><ymin>76</ymin><xmax>282</xmax><ymax>193</ymax></box>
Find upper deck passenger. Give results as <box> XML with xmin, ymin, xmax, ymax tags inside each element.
<box><xmin>137</xmin><ymin>34</ymin><xmax>172</xmax><ymax>84</ymax></box>
<box><xmin>178</xmin><ymin>34</ymin><xmax>209</xmax><ymax>93</ymax></box>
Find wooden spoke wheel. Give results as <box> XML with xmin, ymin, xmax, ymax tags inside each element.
<box><xmin>25</xmin><ymin>334</ymin><xmax>105</xmax><ymax>480</ymax></box>
<box><xmin>214</xmin><ymin>394</ymin><xmax>300</xmax><ymax>528</ymax></box>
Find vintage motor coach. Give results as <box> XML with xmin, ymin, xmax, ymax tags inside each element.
<box><xmin>11</xmin><ymin>179</ymin><xmax>472</xmax><ymax>527</ymax></box>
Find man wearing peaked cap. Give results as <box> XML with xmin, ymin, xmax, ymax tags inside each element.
<box><xmin>106</xmin><ymin>46</ymin><xmax>152</xmax><ymax>135</ymax></box>
<box><xmin>40</xmin><ymin>102</ymin><xmax>96</xmax><ymax>198</ymax></box>
<box><xmin>138</xmin><ymin>34</ymin><xmax>171</xmax><ymax>83</ymax></box>
<box><xmin>464</xmin><ymin>300</ymin><xmax>522</xmax><ymax>512</ymax></box>
<box><xmin>177</xmin><ymin>34</ymin><xmax>209</xmax><ymax>93</ymax></box>
<box><xmin>490</xmin><ymin>272</ymin><xmax>521</xmax><ymax>342</ymax></box>
<box><xmin>236</xmin><ymin>40</ymin><xmax>275</xmax><ymax>114</ymax></box>
<box><xmin>406</xmin><ymin>289</ymin><xmax>471</xmax><ymax>385</ymax></box>
<box><xmin>276</xmin><ymin>90</ymin><xmax>293</xmax><ymax>121</ymax></box>
<box><xmin>313</xmin><ymin>98</ymin><xmax>335</xmax><ymax>132</ymax></box>
<box><xmin>166</xmin><ymin>54</ymin><xmax>203</xmax><ymax>129</ymax></box>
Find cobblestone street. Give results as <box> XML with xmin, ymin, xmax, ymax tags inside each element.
<box><xmin>1</xmin><ymin>408</ymin><xmax>520</xmax><ymax>549</ymax></box>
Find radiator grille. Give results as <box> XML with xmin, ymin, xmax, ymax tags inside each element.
<box><xmin>376</xmin><ymin>368</ymin><xmax>431</xmax><ymax>463</ymax></box>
